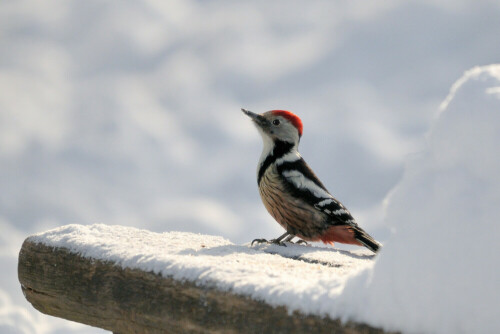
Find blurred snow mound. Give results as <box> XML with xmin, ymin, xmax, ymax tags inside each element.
<box><xmin>339</xmin><ymin>65</ymin><xmax>500</xmax><ymax>333</ymax></box>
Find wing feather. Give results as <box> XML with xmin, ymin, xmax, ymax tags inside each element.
<box><xmin>277</xmin><ymin>158</ymin><xmax>357</xmax><ymax>226</ymax></box>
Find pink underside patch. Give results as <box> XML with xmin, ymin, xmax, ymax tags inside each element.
<box><xmin>318</xmin><ymin>225</ymin><xmax>362</xmax><ymax>246</ymax></box>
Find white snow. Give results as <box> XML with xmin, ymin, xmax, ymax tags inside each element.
<box><xmin>29</xmin><ymin>224</ymin><xmax>374</xmax><ymax>316</ymax></box>
<box><xmin>336</xmin><ymin>65</ymin><xmax>500</xmax><ymax>333</ymax></box>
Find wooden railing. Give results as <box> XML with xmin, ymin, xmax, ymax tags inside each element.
<box><xmin>18</xmin><ymin>231</ymin><xmax>394</xmax><ymax>334</ymax></box>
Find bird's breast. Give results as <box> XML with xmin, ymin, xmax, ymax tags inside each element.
<box><xmin>258</xmin><ymin>165</ymin><xmax>327</xmax><ymax>239</ymax></box>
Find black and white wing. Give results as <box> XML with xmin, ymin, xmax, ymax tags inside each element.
<box><xmin>277</xmin><ymin>156</ymin><xmax>381</xmax><ymax>252</ymax></box>
<box><xmin>276</xmin><ymin>157</ymin><xmax>356</xmax><ymax>226</ymax></box>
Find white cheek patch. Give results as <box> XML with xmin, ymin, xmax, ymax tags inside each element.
<box><xmin>258</xmin><ymin>128</ymin><xmax>274</xmax><ymax>158</ymax></box>
<box><xmin>282</xmin><ymin>170</ymin><xmax>332</xmax><ymax>199</ymax></box>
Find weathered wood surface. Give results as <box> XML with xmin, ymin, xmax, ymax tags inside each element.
<box><xmin>18</xmin><ymin>239</ymin><xmax>394</xmax><ymax>334</ymax></box>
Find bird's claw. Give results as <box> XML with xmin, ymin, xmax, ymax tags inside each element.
<box><xmin>270</xmin><ymin>238</ymin><xmax>287</xmax><ymax>247</ymax></box>
<box><xmin>251</xmin><ymin>238</ymin><xmax>287</xmax><ymax>247</ymax></box>
<box><xmin>295</xmin><ymin>239</ymin><xmax>309</xmax><ymax>246</ymax></box>
<box><xmin>251</xmin><ymin>238</ymin><xmax>269</xmax><ymax>246</ymax></box>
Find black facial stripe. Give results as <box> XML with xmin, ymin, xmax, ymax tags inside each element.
<box><xmin>257</xmin><ymin>140</ymin><xmax>294</xmax><ymax>185</ymax></box>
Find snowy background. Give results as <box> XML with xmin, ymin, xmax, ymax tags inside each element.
<box><xmin>1</xmin><ymin>0</ymin><xmax>500</xmax><ymax>333</ymax></box>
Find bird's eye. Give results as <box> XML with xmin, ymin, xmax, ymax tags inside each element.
<box><xmin>272</xmin><ymin>119</ymin><xmax>280</xmax><ymax>126</ymax></box>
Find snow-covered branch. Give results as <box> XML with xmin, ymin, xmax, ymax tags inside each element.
<box><xmin>17</xmin><ymin>224</ymin><xmax>388</xmax><ymax>334</ymax></box>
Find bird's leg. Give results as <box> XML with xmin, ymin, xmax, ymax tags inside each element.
<box><xmin>283</xmin><ymin>234</ymin><xmax>309</xmax><ymax>245</ymax></box>
<box><xmin>251</xmin><ymin>238</ymin><xmax>269</xmax><ymax>246</ymax></box>
<box><xmin>269</xmin><ymin>232</ymin><xmax>290</xmax><ymax>246</ymax></box>
<box><xmin>251</xmin><ymin>232</ymin><xmax>290</xmax><ymax>246</ymax></box>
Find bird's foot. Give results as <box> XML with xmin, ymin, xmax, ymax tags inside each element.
<box><xmin>294</xmin><ymin>239</ymin><xmax>309</xmax><ymax>246</ymax></box>
<box><xmin>283</xmin><ymin>234</ymin><xmax>309</xmax><ymax>246</ymax></box>
<box><xmin>251</xmin><ymin>238</ymin><xmax>268</xmax><ymax>246</ymax></box>
<box><xmin>251</xmin><ymin>238</ymin><xmax>288</xmax><ymax>247</ymax></box>
<box><xmin>269</xmin><ymin>238</ymin><xmax>287</xmax><ymax>246</ymax></box>
<box><xmin>251</xmin><ymin>232</ymin><xmax>291</xmax><ymax>247</ymax></box>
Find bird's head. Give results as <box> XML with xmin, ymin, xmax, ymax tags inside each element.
<box><xmin>241</xmin><ymin>108</ymin><xmax>303</xmax><ymax>146</ymax></box>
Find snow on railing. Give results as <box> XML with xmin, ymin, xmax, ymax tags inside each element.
<box><xmin>18</xmin><ymin>224</ymin><xmax>388</xmax><ymax>334</ymax></box>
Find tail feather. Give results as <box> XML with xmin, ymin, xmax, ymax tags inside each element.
<box><xmin>318</xmin><ymin>224</ymin><xmax>382</xmax><ymax>253</ymax></box>
<box><xmin>352</xmin><ymin>226</ymin><xmax>381</xmax><ymax>253</ymax></box>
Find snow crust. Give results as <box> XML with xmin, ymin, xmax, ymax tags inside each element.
<box><xmin>30</xmin><ymin>224</ymin><xmax>373</xmax><ymax>316</ymax></box>
<box><xmin>337</xmin><ymin>65</ymin><xmax>500</xmax><ymax>333</ymax></box>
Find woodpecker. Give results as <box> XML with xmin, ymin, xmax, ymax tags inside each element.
<box><xmin>242</xmin><ymin>108</ymin><xmax>381</xmax><ymax>253</ymax></box>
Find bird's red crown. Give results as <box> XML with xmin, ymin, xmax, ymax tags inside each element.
<box><xmin>271</xmin><ymin>110</ymin><xmax>303</xmax><ymax>137</ymax></box>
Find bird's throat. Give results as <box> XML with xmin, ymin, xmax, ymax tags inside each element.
<box><xmin>257</xmin><ymin>140</ymin><xmax>296</xmax><ymax>185</ymax></box>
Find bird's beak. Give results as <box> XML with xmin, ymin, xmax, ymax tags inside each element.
<box><xmin>241</xmin><ymin>108</ymin><xmax>269</xmax><ymax>128</ymax></box>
